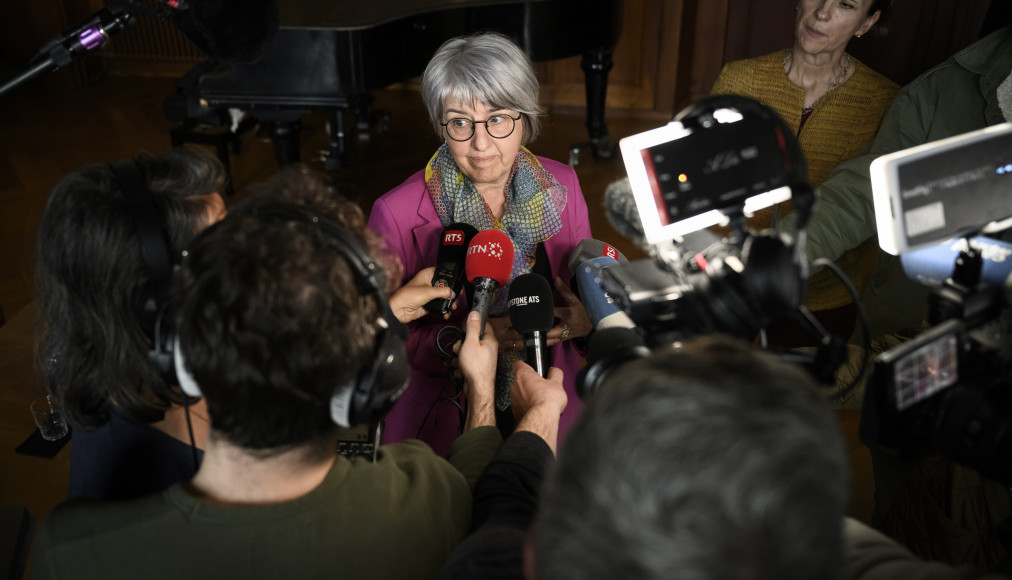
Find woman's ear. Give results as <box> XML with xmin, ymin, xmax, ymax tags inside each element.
<box><xmin>857</xmin><ymin>9</ymin><xmax>881</xmax><ymax>37</ymax></box>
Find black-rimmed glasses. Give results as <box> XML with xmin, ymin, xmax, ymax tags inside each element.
<box><xmin>441</xmin><ymin>114</ymin><xmax>521</xmax><ymax>142</ymax></box>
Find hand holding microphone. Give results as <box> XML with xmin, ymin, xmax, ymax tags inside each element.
<box><xmin>465</xmin><ymin>229</ymin><xmax>515</xmax><ymax>339</ymax></box>
<box><xmin>425</xmin><ymin>222</ymin><xmax>480</xmax><ymax>316</ymax></box>
<box><xmin>389</xmin><ymin>267</ymin><xmax>453</xmax><ymax>324</ymax></box>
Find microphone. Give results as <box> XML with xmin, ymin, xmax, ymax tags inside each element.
<box><xmin>575</xmin><ymin>256</ymin><xmax>637</xmax><ymax>330</ymax></box>
<box><xmin>508</xmin><ymin>274</ymin><xmax>555</xmax><ymax>378</ymax></box>
<box><xmin>567</xmin><ymin>238</ymin><xmax>630</xmax><ymax>274</ymax></box>
<box><xmin>567</xmin><ymin>237</ymin><xmax>631</xmax><ymax>300</ymax></box>
<box><xmin>172</xmin><ymin>0</ymin><xmax>280</xmax><ymax>64</ymax></box>
<box><xmin>603</xmin><ymin>177</ymin><xmax>649</xmax><ymax>251</ymax></box>
<box><xmin>900</xmin><ymin>236</ymin><xmax>1012</xmax><ymax>289</ymax></box>
<box><xmin>425</xmin><ymin>222</ymin><xmax>479</xmax><ymax>315</ymax></box>
<box><xmin>576</xmin><ymin>327</ymin><xmax>650</xmax><ymax>400</ymax></box>
<box><xmin>465</xmin><ymin>229</ymin><xmax>515</xmax><ymax>339</ymax></box>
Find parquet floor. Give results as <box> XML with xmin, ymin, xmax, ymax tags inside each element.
<box><xmin>0</xmin><ymin>73</ymin><xmax>660</xmax><ymax>322</ymax></box>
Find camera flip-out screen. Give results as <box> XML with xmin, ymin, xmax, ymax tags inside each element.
<box><xmin>619</xmin><ymin>112</ymin><xmax>793</xmax><ymax>245</ymax></box>
<box><xmin>874</xmin><ymin>319</ymin><xmax>961</xmax><ymax>411</ymax></box>
<box><xmin>871</xmin><ymin>123</ymin><xmax>1012</xmax><ymax>255</ymax></box>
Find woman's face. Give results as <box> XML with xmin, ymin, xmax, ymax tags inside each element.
<box><xmin>795</xmin><ymin>0</ymin><xmax>880</xmax><ymax>57</ymax></box>
<box><xmin>442</xmin><ymin>98</ymin><xmax>524</xmax><ymax>196</ymax></box>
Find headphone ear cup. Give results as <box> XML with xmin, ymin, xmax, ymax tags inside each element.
<box><xmin>173</xmin><ymin>336</ymin><xmax>203</xmax><ymax>398</ymax></box>
<box><xmin>148</xmin><ymin>304</ymin><xmax>177</xmax><ymax>386</ymax></box>
<box><xmin>742</xmin><ymin>234</ymin><xmax>805</xmax><ymax>317</ymax></box>
<box><xmin>332</xmin><ymin>316</ymin><xmax>410</xmax><ymax>428</ymax></box>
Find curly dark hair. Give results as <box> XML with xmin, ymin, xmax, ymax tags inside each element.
<box><xmin>35</xmin><ymin>147</ymin><xmax>227</xmax><ymax>429</ymax></box>
<box><xmin>173</xmin><ymin>165</ymin><xmax>398</xmax><ymax>459</ymax></box>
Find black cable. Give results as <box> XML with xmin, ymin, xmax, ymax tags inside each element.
<box><xmin>413</xmin><ymin>325</ymin><xmax>468</xmax><ymax>441</ymax></box>
<box><xmin>181</xmin><ymin>395</ymin><xmax>199</xmax><ymax>472</ymax></box>
<box><xmin>812</xmin><ymin>257</ymin><xmax>872</xmax><ymax>404</ymax></box>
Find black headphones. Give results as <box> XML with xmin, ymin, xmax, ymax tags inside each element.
<box><xmin>108</xmin><ymin>158</ymin><xmax>179</xmax><ymax>385</ymax></box>
<box><xmin>171</xmin><ymin>204</ymin><xmax>411</xmax><ymax>429</ymax></box>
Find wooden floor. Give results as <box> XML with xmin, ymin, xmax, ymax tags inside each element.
<box><xmin>0</xmin><ymin>73</ymin><xmax>660</xmax><ymax>322</ymax></box>
<box><xmin>0</xmin><ymin>72</ymin><xmax>875</xmax><ymax>569</ymax></box>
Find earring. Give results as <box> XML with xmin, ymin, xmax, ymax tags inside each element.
<box><xmin>856</xmin><ymin>33</ymin><xmax>862</xmax><ymax>38</ymax></box>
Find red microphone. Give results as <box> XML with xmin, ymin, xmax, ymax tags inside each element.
<box><xmin>465</xmin><ymin>229</ymin><xmax>515</xmax><ymax>339</ymax></box>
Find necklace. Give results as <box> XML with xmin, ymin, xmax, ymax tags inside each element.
<box><xmin>783</xmin><ymin>50</ymin><xmax>853</xmax><ymax>112</ymax></box>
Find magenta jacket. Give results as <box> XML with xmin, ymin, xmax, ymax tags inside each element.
<box><xmin>368</xmin><ymin>156</ymin><xmax>591</xmax><ymax>457</ymax></box>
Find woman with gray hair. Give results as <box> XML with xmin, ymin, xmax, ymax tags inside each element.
<box><xmin>368</xmin><ymin>31</ymin><xmax>592</xmax><ymax>457</ymax></box>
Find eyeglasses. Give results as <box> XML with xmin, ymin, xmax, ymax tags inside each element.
<box><xmin>441</xmin><ymin>113</ymin><xmax>521</xmax><ymax>142</ymax></box>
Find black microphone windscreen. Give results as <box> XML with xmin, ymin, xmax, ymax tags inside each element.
<box><xmin>507</xmin><ymin>273</ymin><xmax>555</xmax><ymax>334</ymax></box>
<box><xmin>173</xmin><ymin>0</ymin><xmax>279</xmax><ymax>63</ymax></box>
<box><xmin>603</xmin><ymin>177</ymin><xmax>648</xmax><ymax>251</ymax></box>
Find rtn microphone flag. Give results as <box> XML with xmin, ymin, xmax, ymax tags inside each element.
<box><xmin>425</xmin><ymin>222</ymin><xmax>479</xmax><ymax>315</ymax></box>
<box><xmin>465</xmin><ymin>229</ymin><xmax>515</xmax><ymax>339</ymax></box>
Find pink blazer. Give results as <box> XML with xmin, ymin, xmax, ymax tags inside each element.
<box><xmin>368</xmin><ymin>156</ymin><xmax>592</xmax><ymax>457</ymax></box>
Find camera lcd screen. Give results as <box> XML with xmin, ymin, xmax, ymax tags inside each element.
<box><xmin>874</xmin><ymin>319</ymin><xmax>961</xmax><ymax>411</ymax></box>
<box><xmin>620</xmin><ymin>116</ymin><xmax>793</xmax><ymax>244</ymax></box>
<box><xmin>872</xmin><ymin>123</ymin><xmax>1012</xmax><ymax>254</ymax></box>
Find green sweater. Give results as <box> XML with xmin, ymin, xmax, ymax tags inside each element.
<box><xmin>31</xmin><ymin>426</ymin><xmax>503</xmax><ymax>580</ymax></box>
<box><xmin>785</xmin><ymin>26</ymin><xmax>1012</xmax><ymax>337</ymax></box>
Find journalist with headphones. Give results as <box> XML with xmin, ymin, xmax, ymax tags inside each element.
<box><xmin>35</xmin><ymin>147</ymin><xmax>227</xmax><ymax>501</ymax></box>
<box><xmin>33</xmin><ymin>165</ymin><xmax>510</xmax><ymax>580</ymax></box>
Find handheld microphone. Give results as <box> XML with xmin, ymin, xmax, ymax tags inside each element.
<box><xmin>425</xmin><ymin>222</ymin><xmax>479</xmax><ymax>315</ymax></box>
<box><xmin>576</xmin><ymin>327</ymin><xmax>650</xmax><ymax>400</ymax></box>
<box><xmin>465</xmin><ymin>229</ymin><xmax>515</xmax><ymax>339</ymax></box>
<box><xmin>508</xmin><ymin>274</ymin><xmax>555</xmax><ymax>378</ymax></box>
<box><xmin>567</xmin><ymin>238</ymin><xmax>630</xmax><ymax>273</ymax></box>
<box><xmin>575</xmin><ymin>256</ymin><xmax>637</xmax><ymax>330</ymax></box>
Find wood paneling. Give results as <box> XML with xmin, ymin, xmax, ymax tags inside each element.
<box><xmin>685</xmin><ymin>0</ymin><xmax>995</xmax><ymax>106</ymax></box>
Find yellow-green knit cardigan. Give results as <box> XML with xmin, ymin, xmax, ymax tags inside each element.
<box><xmin>711</xmin><ymin>50</ymin><xmax>899</xmax><ymax>312</ymax></box>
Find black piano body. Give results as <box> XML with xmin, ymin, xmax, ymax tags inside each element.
<box><xmin>165</xmin><ymin>0</ymin><xmax>623</xmax><ymax>180</ymax></box>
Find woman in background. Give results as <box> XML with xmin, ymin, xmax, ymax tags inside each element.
<box><xmin>710</xmin><ymin>0</ymin><xmax>897</xmax><ymax>347</ymax></box>
<box><xmin>369</xmin><ymin>32</ymin><xmax>592</xmax><ymax>457</ymax></box>
<box><xmin>36</xmin><ymin>147</ymin><xmax>227</xmax><ymax>499</ymax></box>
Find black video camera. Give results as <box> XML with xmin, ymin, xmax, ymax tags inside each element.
<box><xmin>860</xmin><ymin>124</ymin><xmax>1012</xmax><ymax>485</ymax></box>
<box><xmin>577</xmin><ymin>95</ymin><xmax>853</xmax><ymax>397</ymax></box>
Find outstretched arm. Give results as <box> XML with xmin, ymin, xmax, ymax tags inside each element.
<box><xmin>510</xmin><ymin>360</ymin><xmax>568</xmax><ymax>455</ymax></box>
<box><xmin>457</xmin><ymin>310</ymin><xmax>497</xmax><ymax>431</ymax></box>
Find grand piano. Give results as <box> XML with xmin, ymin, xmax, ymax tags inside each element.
<box><xmin>164</xmin><ymin>0</ymin><xmax>623</xmax><ymax>178</ymax></box>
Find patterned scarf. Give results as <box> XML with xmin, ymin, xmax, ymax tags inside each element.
<box><xmin>425</xmin><ymin>143</ymin><xmax>567</xmax><ymax>409</ymax></box>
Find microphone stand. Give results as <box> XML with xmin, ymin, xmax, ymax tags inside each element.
<box><xmin>0</xmin><ymin>0</ymin><xmax>184</xmax><ymax>99</ymax></box>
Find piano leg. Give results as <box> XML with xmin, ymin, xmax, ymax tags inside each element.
<box><xmin>581</xmin><ymin>47</ymin><xmax>615</xmax><ymax>162</ymax></box>
<box><xmin>261</xmin><ymin>115</ymin><xmax>304</xmax><ymax>167</ymax></box>
<box><xmin>325</xmin><ymin>109</ymin><xmax>346</xmax><ymax>172</ymax></box>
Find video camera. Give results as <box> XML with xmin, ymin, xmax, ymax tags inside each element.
<box><xmin>860</xmin><ymin>123</ymin><xmax>1012</xmax><ymax>486</ymax></box>
<box><xmin>576</xmin><ymin>95</ymin><xmax>853</xmax><ymax>397</ymax></box>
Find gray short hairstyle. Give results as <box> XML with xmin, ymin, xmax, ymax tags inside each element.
<box><xmin>535</xmin><ymin>335</ymin><xmax>849</xmax><ymax>580</ymax></box>
<box><xmin>421</xmin><ymin>31</ymin><xmax>543</xmax><ymax>145</ymax></box>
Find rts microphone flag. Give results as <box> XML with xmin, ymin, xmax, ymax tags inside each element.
<box><xmin>465</xmin><ymin>229</ymin><xmax>515</xmax><ymax>339</ymax></box>
<box><xmin>575</xmin><ymin>256</ymin><xmax>637</xmax><ymax>331</ymax></box>
<box><xmin>508</xmin><ymin>273</ymin><xmax>555</xmax><ymax>378</ymax></box>
<box><xmin>567</xmin><ymin>238</ymin><xmax>629</xmax><ymax>274</ymax></box>
<box><xmin>425</xmin><ymin>222</ymin><xmax>479</xmax><ymax>315</ymax></box>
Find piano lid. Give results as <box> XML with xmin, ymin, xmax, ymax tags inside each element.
<box><xmin>281</xmin><ymin>0</ymin><xmax>600</xmax><ymax>30</ymax></box>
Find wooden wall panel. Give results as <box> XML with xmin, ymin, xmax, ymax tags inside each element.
<box><xmin>685</xmin><ymin>0</ymin><xmax>995</xmax><ymax>107</ymax></box>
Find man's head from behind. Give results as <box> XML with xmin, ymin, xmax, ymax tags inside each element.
<box><xmin>534</xmin><ymin>335</ymin><xmax>848</xmax><ymax>580</ymax></box>
<box><xmin>174</xmin><ymin>166</ymin><xmax>400</xmax><ymax>458</ymax></box>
